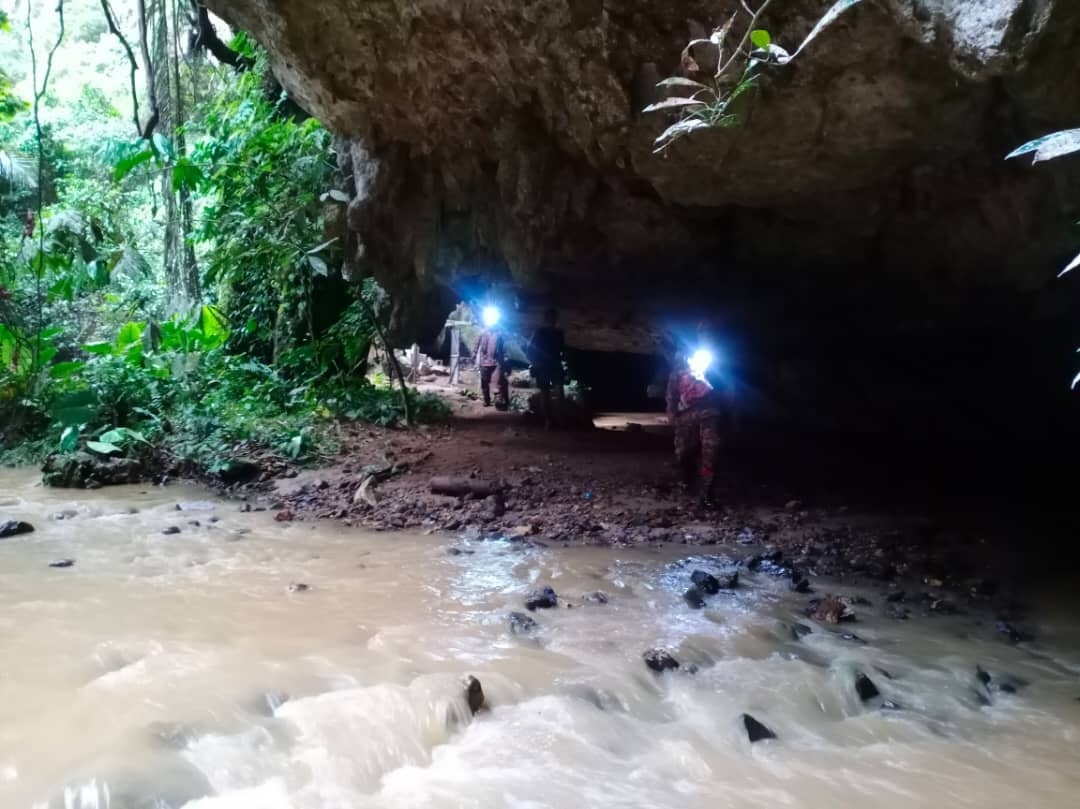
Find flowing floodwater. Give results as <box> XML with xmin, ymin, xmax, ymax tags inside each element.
<box><xmin>1</xmin><ymin>470</ymin><xmax>1079</xmax><ymax>809</ymax></box>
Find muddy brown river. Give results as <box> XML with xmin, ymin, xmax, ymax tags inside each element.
<box><xmin>1</xmin><ymin>469</ymin><xmax>1078</xmax><ymax>808</ymax></box>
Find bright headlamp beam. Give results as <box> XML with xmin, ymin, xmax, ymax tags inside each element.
<box><xmin>481</xmin><ymin>306</ymin><xmax>501</xmax><ymax>328</ymax></box>
<box><xmin>688</xmin><ymin>348</ymin><xmax>714</xmax><ymax>382</ymax></box>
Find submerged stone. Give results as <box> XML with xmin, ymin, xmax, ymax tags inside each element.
<box><xmin>509</xmin><ymin>611</ymin><xmax>538</xmax><ymax>633</ymax></box>
<box><xmin>525</xmin><ymin>586</ymin><xmax>558</xmax><ymax>611</ymax></box>
<box><xmin>690</xmin><ymin>570</ymin><xmax>720</xmax><ymax>594</ymax></box>
<box><xmin>683</xmin><ymin>585</ymin><xmax>707</xmax><ymax>609</ymax></box>
<box><xmin>643</xmin><ymin>648</ymin><xmax>680</xmax><ymax>673</ymax></box>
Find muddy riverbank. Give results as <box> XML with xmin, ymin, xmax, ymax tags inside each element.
<box><xmin>1</xmin><ymin>468</ymin><xmax>1079</xmax><ymax>808</ymax></box>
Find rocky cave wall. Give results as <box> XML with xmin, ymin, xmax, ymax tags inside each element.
<box><xmin>207</xmin><ymin>0</ymin><xmax>1080</xmax><ymax>451</ymax></box>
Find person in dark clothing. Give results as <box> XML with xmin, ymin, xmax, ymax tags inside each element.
<box><xmin>528</xmin><ymin>308</ymin><xmax>565</xmax><ymax>428</ymax></box>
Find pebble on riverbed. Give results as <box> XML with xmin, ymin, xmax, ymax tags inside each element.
<box><xmin>525</xmin><ymin>586</ymin><xmax>558</xmax><ymax>611</ymax></box>
<box><xmin>288</xmin><ymin>582</ymin><xmax>310</xmax><ymax>592</ymax></box>
<box><xmin>161</xmin><ymin>526</ymin><xmax>181</xmax><ymax>535</ymax></box>
<box><xmin>683</xmin><ymin>585</ymin><xmax>707</xmax><ymax>609</ymax></box>
<box><xmin>48</xmin><ymin>559</ymin><xmax>75</xmax><ymax>568</ymax></box>
<box><xmin>643</xmin><ymin>648</ymin><xmax>680</xmax><ymax>673</ymax></box>
<box><xmin>509</xmin><ymin>611</ymin><xmax>538</xmax><ymax>634</ymax></box>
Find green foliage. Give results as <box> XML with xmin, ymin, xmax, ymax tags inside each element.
<box><xmin>645</xmin><ymin>0</ymin><xmax>864</xmax><ymax>152</ymax></box>
<box><xmin>191</xmin><ymin>52</ymin><xmax>337</xmax><ymax>361</ymax></box>
<box><xmin>1</xmin><ymin>27</ymin><xmax>449</xmax><ymax>477</ymax></box>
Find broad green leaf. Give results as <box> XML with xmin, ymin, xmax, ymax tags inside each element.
<box><xmin>750</xmin><ymin>29</ymin><xmax>771</xmax><ymax>49</ymax></box>
<box><xmin>82</xmin><ymin>342</ymin><xmax>113</xmax><ymax>356</ymax></box>
<box><xmin>86</xmin><ymin>440</ymin><xmax>122</xmax><ymax>456</ymax></box>
<box><xmin>307</xmin><ymin>255</ymin><xmax>329</xmax><ymax>276</ymax></box>
<box><xmin>98</xmin><ymin>429</ymin><xmax>127</xmax><ymax>445</ymax></box>
<box><xmin>49</xmin><ymin>361</ymin><xmax>85</xmax><ymax>380</ymax></box>
<box><xmin>642</xmin><ymin>97</ymin><xmax>708</xmax><ymax>113</ymax></box>
<box><xmin>113</xmin><ymin>148</ymin><xmax>155</xmax><ymax>182</ymax></box>
<box><xmin>1006</xmin><ymin>129</ymin><xmax>1080</xmax><ymax>164</ymax></box>
<box><xmin>199</xmin><ymin>305</ymin><xmax>229</xmax><ymax>340</ymax></box>
<box><xmin>1060</xmin><ymin>250</ymin><xmax>1080</xmax><ymax>277</ymax></box>
<box><xmin>59</xmin><ymin>425</ymin><xmax>79</xmax><ymax>453</ymax></box>
<box><xmin>117</xmin><ymin>321</ymin><xmax>145</xmax><ymax>348</ymax></box>
<box><xmin>172</xmin><ymin>159</ymin><xmax>206</xmax><ymax>192</ymax></box>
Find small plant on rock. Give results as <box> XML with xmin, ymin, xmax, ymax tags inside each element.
<box><xmin>1006</xmin><ymin>128</ymin><xmax>1080</xmax><ymax>386</ymax></box>
<box><xmin>644</xmin><ymin>0</ymin><xmax>864</xmax><ymax>152</ymax></box>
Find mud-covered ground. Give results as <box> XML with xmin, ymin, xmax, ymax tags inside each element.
<box><xmin>224</xmin><ymin>385</ymin><xmax>1065</xmax><ymax>640</ymax></box>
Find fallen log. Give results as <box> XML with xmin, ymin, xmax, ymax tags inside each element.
<box><xmin>429</xmin><ymin>477</ymin><xmax>502</xmax><ymax>498</ymax></box>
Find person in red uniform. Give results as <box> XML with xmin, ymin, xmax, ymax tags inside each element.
<box><xmin>666</xmin><ymin>345</ymin><xmax>725</xmax><ymax>508</ymax></box>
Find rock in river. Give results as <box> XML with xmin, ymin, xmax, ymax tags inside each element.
<box><xmin>0</xmin><ymin>520</ymin><xmax>34</xmax><ymax>538</ymax></box>
<box><xmin>742</xmin><ymin>713</ymin><xmax>777</xmax><ymax>742</ymax></box>
<box><xmin>48</xmin><ymin>559</ymin><xmax>75</xmax><ymax>568</ymax></box>
<box><xmin>690</xmin><ymin>570</ymin><xmax>720</xmax><ymax>594</ymax></box>
<box><xmin>643</xmin><ymin>648</ymin><xmax>680</xmax><ymax>673</ymax></box>
<box><xmin>525</xmin><ymin>586</ymin><xmax>558</xmax><ymax>611</ymax></box>
<box><xmin>161</xmin><ymin>526</ymin><xmax>181</xmax><ymax>535</ymax></box>
<box><xmin>855</xmin><ymin>672</ymin><xmax>881</xmax><ymax>702</ymax></box>
<box><xmin>683</xmin><ymin>585</ymin><xmax>707</xmax><ymax>609</ymax></box>
<box><xmin>509</xmin><ymin>611</ymin><xmax>538</xmax><ymax>634</ymax></box>
<box><xmin>464</xmin><ymin>675</ymin><xmax>485</xmax><ymax>714</ymax></box>
<box><xmin>812</xmin><ymin>595</ymin><xmax>855</xmax><ymax>624</ymax></box>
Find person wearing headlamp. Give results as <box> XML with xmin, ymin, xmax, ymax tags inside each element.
<box><xmin>665</xmin><ymin>328</ymin><xmax>726</xmax><ymax>509</ymax></box>
<box><xmin>475</xmin><ymin>305</ymin><xmax>509</xmax><ymax>410</ymax></box>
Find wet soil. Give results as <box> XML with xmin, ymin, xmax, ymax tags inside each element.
<box><xmin>224</xmin><ymin>389</ymin><xmax>1074</xmax><ymax>632</ymax></box>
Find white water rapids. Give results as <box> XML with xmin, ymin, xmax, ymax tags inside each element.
<box><xmin>0</xmin><ymin>469</ymin><xmax>1078</xmax><ymax>808</ymax></box>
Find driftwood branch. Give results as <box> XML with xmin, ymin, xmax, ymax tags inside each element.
<box><xmin>429</xmin><ymin>477</ymin><xmax>502</xmax><ymax>499</ymax></box>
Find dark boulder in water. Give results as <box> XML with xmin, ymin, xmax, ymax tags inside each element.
<box><xmin>855</xmin><ymin>672</ymin><xmax>880</xmax><ymax>702</ymax></box>
<box><xmin>812</xmin><ymin>595</ymin><xmax>855</xmax><ymax>624</ymax></box>
<box><xmin>464</xmin><ymin>675</ymin><xmax>485</xmax><ymax>714</ymax></box>
<box><xmin>643</xmin><ymin>648</ymin><xmax>680</xmax><ymax>673</ymax></box>
<box><xmin>525</xmin><ymin>586</ymin><xmax>558</xmax><ymax>611</ymax></box>
<box><xmin>691</xmin><ymin>570</ymin><xmax>720</xmax><ymax>594</ymax></box>
<box><xmin>48</xmin><ymin>558</ymin><xmax>75</xmax><ymax>568</ymax></box>
<box><xmin>161</xmin><ymin>526</ymin><xmax>181</xmax><ymax>535</ymax></box>
<box><xmin>0</xmin><ymin>520</ymin><xmax>34</xmax><ymax>538</ymax></box>
<box><xmin>509</xmin><ymin>611</ymin><xmax>538</xmax><ymax>634</ymax></box>
<box><xmin>790</xmin><ymin>623</ymin><xmax>813</xmax><ymax>640</ymax></box>
<box><xmin>585</xmin><ymin>591</ymin><xmax>609</xmax><ymax>604</ymax></box>
<box><xmin>742</xmin><ymin>713</ymin><xmax>777</xmax><ymax>742</ymax></box>
<box><xmin>683</xmin><ymin>585</ymin><xmax>707</xmax><ymax>609</ymax></box>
